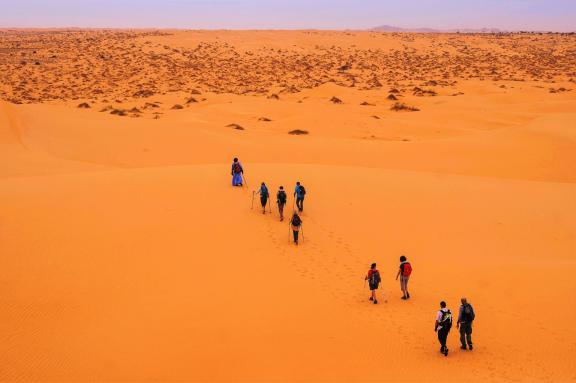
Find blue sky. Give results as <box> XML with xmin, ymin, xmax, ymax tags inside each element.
<box><xmin>1</xmin><ymin>0</ymin><xmax>574</xmax><ymax>31</ymax></box>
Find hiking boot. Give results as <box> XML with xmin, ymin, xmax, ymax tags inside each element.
<box><xmin>444</xmin><ymin>348</ymin><xmax>449</xmax><ymax>356</ymax></box>
<box><xmin>401</xmin><ymin>296</ymin><xmax>407</xmax><ymax>300</ymax></box>
<box><xmin>369</xmin><ymin>296</ymin><xmax>374</xmax><ymax>301</ymax></box>
<box><xmin>460</xmin><ymin>346</ymin><xmax>467</xmax><ymax>350</ymax></box>
<box><xmin>469</xmin><ymin>345</ymin><xmax>473</xmax><ymax>351</ymax></box>
<box><xmin>373</xmin><ymin>300</ymin><xmax>378</xmax><ymax>304</ymax></box>
<box><xmin>406</xmin><ymin>293</ymin><xmax>410</xmax><ymax>299</ymax></box>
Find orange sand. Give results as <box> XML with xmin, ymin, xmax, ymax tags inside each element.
<box><xmin>1</xmin><ymin>30</ymin><xmax>575</xmax><ymax>382</ymax></box>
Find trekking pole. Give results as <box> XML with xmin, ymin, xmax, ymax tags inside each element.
<box><xmin>268</xmin><ymin>198</ymin><xmax>272</xmax><ymax>214</ymax></box>
<box><xmin>288</xmin><ymin>222</ymin><xmax>291</xmax><ymax>243</ymax></box>
<box><xmin>301</xmin><ymin>223</ymin><xmax>304</xmax><ymax>243</ymax></box>
<box><xmin>243</xmin><ymin>174</ymin><xmax>249</xmax><ymax>189</ymax></box>
<box><xmin>251</xmin><ymin>191</ymin><xmax>255</xmax><ymax>209</ymax></box>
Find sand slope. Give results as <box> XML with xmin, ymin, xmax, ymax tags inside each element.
<box><xmin>0</xmin><ymin>31</ymin><xmax>575</xmax><ymax>382</ymax></box>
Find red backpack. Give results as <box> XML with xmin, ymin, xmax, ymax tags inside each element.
<box><xmin>402</xmin><ymin>262</ymin><xmax>412</xmax><ymax>277</ymax></box>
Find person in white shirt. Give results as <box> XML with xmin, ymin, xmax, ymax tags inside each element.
<box><xmin>434</xmin><ymin>301</ymin><xmax>453</xmax><ymax>356</ymax></box>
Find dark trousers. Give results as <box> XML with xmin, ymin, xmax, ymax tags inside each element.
<box><xmin>293</xmin><ymin>230</ymin><xmax>299</xmax><ymax>243</ymax></box>
<box><xmin>278</xmin><ymin>202</ymin><xmax>285</xmax><ymax>218</ymax></box>
<box><xmin>438</xmin><ymin>327</ymin><xmax>450</xmax><ymax>351</ymax></box>
<box><xmin>261</xmin><ymin>196</ymin><xmax>268</xmax><ymax>208</ymax></box>
<box><xmin>296</xmin><ymin>197</ymin><xmax>304</xmax><ymax>211</ymax></box>
<box><xmin>459</xmin><ymin>322</ymin><xmax>473</xmax><ymax>347</ymax></box>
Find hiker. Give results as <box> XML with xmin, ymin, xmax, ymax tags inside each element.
<box><xmin>231</xmin><ymin>158</ymin><xmax>244</xmax><ymax>186</ymax></box>
<box><xmin>294</xmin><ymin>181</ymin><xmax>306</xmax><ymax>212</ymax></box>
<box><xmin>290</xmin><ymin>212</ymin><xmax>302</xmax><ymax>245</ymax></box>
<box><xmin>395</xmin><ymin>255</ymin><xmax>412</xmax><ymax>300</ymax></box>
<box><xmin>277</xmin><ymin>186</ymin><xmax>287</xmax><ymax>221</ymax></box>
<box><xmin>457</xmin><ymin>298</ymin><xmax>476</xmax><ymax>350</ymax></box>
<box><xmin>434</xmin><ymin>301</ymin><xmax>452</xmax><ymax>356</ymax></box>
<box><xmin>256</xmin><ymin>182</ymin><xmax>269</xmax><ymax>214</ymax></box>
<box><xmin>365</xmin><ymin>263</ymin><xmax>381</xmax><ymax>304</ymax></box>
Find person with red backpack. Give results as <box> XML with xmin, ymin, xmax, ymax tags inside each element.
<box><xmin>231</xmin><ymin>158</ymin><xmax>244</xmax><ymax>187</ymax></box>
<box><xmin>395</xmin><ymin>255</ymin><xmax>412</xmax><ymax>300</ymax></box>
<box><xmin>365</xmin><ymin>263</ymin><xmax>381</xmax><ymax>304</ymax></box>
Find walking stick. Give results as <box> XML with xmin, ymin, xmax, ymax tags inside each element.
<box><xmin>243</xmin><ymin>174</ymin><xmax>248</xmax><ymax>189</ymax></box>
<box><xmin>301</xmin><ymin>223</ymin><xmax>304</xmax><ymax>243</ymax></box>
<box><xmin>251</xmin><ymin>191</ymin><xmax>255</xmax><ymax>209</ymax></box>
<box><xmin>268</xmin><ymin>198</ymin><xmax>272</xmax><ymax>214</ymax></box>
<box><xmin>288</xmin><ymin>222</ymin><xmax>291</xmax><ymax>243</ymax></box>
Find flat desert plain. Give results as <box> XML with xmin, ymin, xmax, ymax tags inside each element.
<box><xmin>1</xmin><ymin>30</ymin><xmax>575</xmax><ymax>382</ymax></box>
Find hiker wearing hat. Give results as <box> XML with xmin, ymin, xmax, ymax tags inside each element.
<box><xmin>277</xmin><ymin>186</ymin><xmax>287</xmax><ymax>221</ymax></box>
<box><xmin>435</xmin><ymin>301</ymin><xmax>453</xmax><ymax>356</ymax></box>
<box><xmin>231</xmin><ymin>158</ymin><xmax>244</xmax><ymax>186</ymax></box>
<box><xmin>365</xmin><ymin>263</ymin><xmax>381</xmax><ymax>304</ymax></box>
<box><xmin>395</xmin><ymin>255</ymin><xmax>412</xmax><ymax>300</ymax></box>
<box><xmin>256</xmin><ymin>182</ymin><xmax>269</xmax><ymax>214</ymax></box>
<box><xmin>294</xmin><ymin>181</ymin><xmax>306</xmax><ymax>212</ymax></box>
<box><xmin>290</xmin><ymin>212</ymin><xmax>302</xmax><ymax>245</ymax></box>
<box><xmin>457</xmin><ymin>298</ymin><xmax>476</xmax><ymax>350</ymax></box>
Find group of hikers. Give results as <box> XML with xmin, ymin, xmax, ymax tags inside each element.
<box><xmin>231</xmin><ymin>158</ymin><xmax>306</xmax><ymax>245</ymax></box>
<box><xmin>233</xmin><ymin>157</ymin><xmax>476</xmax><ymax>356</ymax></box>
<box><xmin>367</xmin><ymin>256</ymin><xmax>476</xmax><ymax>357</ymax></box>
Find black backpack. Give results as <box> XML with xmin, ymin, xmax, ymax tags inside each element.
<box><xmin>277</xmin><ymin>191</ymin><xmax>287</xmax><ymax>204</ymax></box>
<box><xmin>462</xmin><ymin>304</ymin><xmax>475</xmax><ymax>322</ymax></box>
<box><xmin>369</xmin><ymin>270</ymin><xmax>381</xmax><ymax>286</ymax></box>
<box><xmin>291</xmin><ymin>215</ymin><xmax>301</xmax><ymax>226</ymax></box>
<box><xmin>440</xmin><ymin>309</ymin><xmax>453</xmax><ymax>329</ymax></box>
<box><xmin>299</xmin><ymin>185</ymin><xmax>306</xmax><ymax>196</ymax></box>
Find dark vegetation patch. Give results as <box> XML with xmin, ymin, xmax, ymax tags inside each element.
<box><xmin>390</xmin><ymin>102</ymin><xmax>420</xmax><ymax>112</ymax></box>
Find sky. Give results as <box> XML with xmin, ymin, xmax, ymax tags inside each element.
<box><xmin>0</xmin><ymin>0</ymin><xmax>574</xmax><ymax>31</ymax></box>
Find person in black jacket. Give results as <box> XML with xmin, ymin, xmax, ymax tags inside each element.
<box><xmin>277</xmin><ymin>186</ymin><xmax>287</xmax><ymax>221</ymax></box>
<box><xmin>457</xmin><ymin>297</ymin><xmax>476</xmax><ymax>350</ymax></box>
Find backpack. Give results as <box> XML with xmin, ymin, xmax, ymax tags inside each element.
<box><xmin>261</xmin><ymin>186</ymin><xmax>269</xmax><ymax>198</ymax></box>
<box><xmin>233</xmin><ymin>162</ymin><xmax>242</xmax><ymax>174</ymax></box>
<box><xmin>402</xmin><ymin>262</ymin><xmax>412</xmax><ymax>277</ymax></box>
<box><xmin>462</xmin><ymin>304</ymin><xmax>475</xmax><ymax>322</ymax></box>
<box><xmin>291</xmin><ymin>215</ymin><xmax>301</xmax><ymax>227</ymax></box>
<box><xmin>299</xmin><ymin>185</ymin><xmax>306</xmax><ymax>196</ymax></box>
<box><xmin>440</xmin><ymin>309</ymin><xmax>452</xmax><ymax>329</ymax></box>
<box><xmin>277</xmin><ymin>191</ymin><xmax>287</xmax><ymax>204</ymax></box>
<box><xmin>369</xmin><ymin>270</ymin><xmax>381</xmax><ymax>286</ymax></box>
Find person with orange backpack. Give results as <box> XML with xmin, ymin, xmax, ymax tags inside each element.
<box><xmin>395</xmin><ymin>255</ymin><xmax>412</xmax><ymax>300</ymax></box>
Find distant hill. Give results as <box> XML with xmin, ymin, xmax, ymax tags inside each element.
<box><xmin>372</xmin><ymin>25</ymin><xmax>503</xmax><ymax>33</ymax></box>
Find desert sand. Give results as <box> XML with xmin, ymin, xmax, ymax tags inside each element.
<box><xmin>0</xmin><ymin>30</ymin><xmax>575</xmax><ymax>382</ymax></box>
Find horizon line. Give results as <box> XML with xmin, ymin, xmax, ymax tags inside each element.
<box><xmin>0</xmin><ymin>26</ymin><xmax>574</xmax><ymax>33</ymax></box>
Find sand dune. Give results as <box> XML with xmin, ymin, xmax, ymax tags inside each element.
<box><xmin>0</xmin><ymin>30</ymin><xmax>575</xmax><ymax>382</ymax></box>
